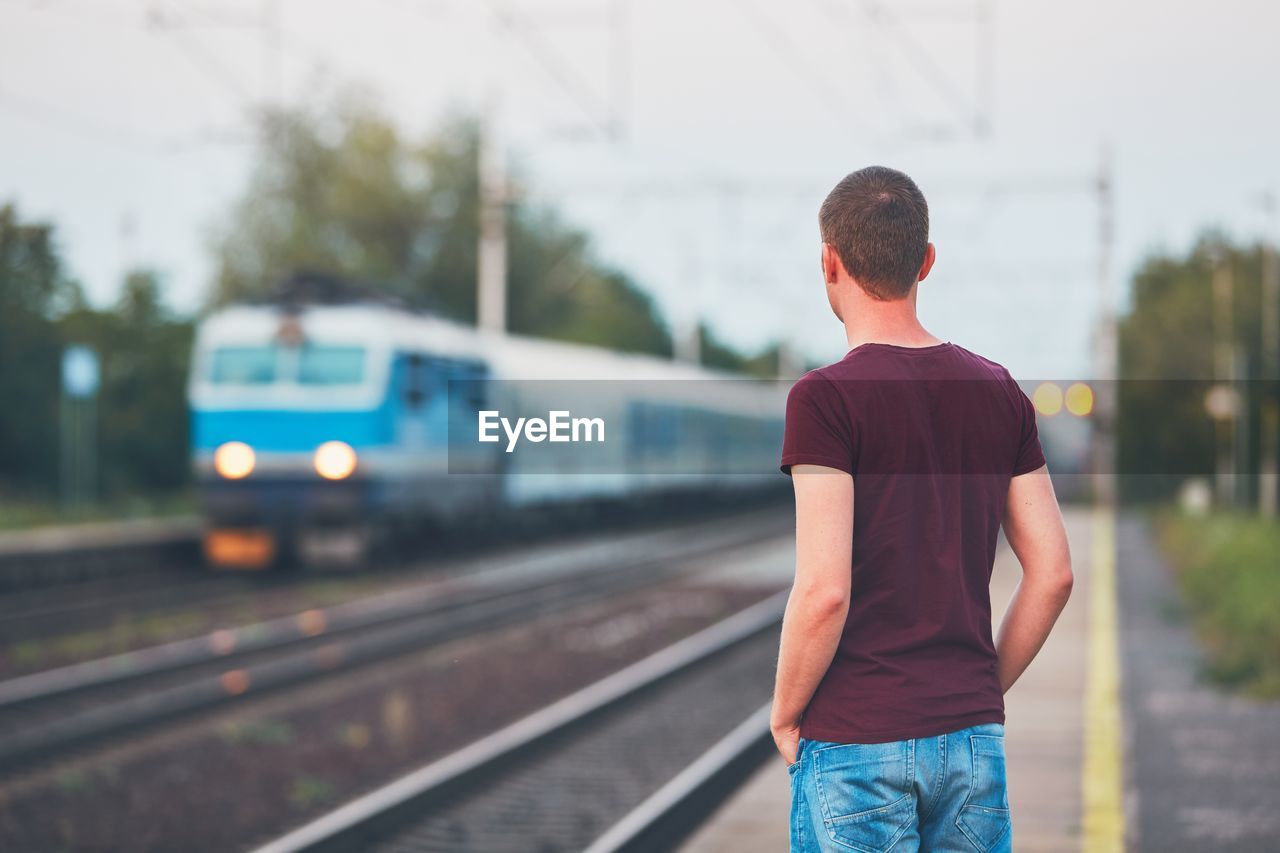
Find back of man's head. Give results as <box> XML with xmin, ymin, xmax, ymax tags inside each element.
<box><xmin>819</xmin><ymin>166</ymin><xmax>930</xmax><ymax>301</ymax></box>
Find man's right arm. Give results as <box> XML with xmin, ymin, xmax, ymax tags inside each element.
<box><xmin>995</xmin><ymin>464</ymin><xmax>1074</xmax><ymax>693</ymax></box>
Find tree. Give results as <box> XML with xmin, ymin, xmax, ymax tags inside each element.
<box><xmin>1117</xmin><ymin>234</ymin><xmax>1275</xmax><ymax>503</ymax></box>
<box><xmin>0</xmin><ymin>204</ymin><xmax>82</xmax><ymax>500</ymax></box>
<box><xmin>59</xmin><ymin>270</ymin><xmax>194</xmax><ymax>498</ymax></box>
<box><xmin>697</xmin><ymin>323</ymin><xmax>784</xmax><ymax>379</ymax></box>
<box><xmin>210</xmin><ymin>92</ymin><xmax>674</xmax><ymax>357</ymax></box>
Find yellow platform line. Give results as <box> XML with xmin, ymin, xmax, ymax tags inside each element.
<box><xmin>1082</xmin><ymin>506</ymin><xmax>1125</xmax><ymax>851</ymax></box>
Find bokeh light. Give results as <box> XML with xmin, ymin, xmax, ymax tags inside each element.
<box><xmin>1065</xmin><ymin>382</ymin><xmax>1094</xmax><ymax>417</ymax></box>
<box><xmin>1032</xmin><ymin>382</ymin><xmax>1064</xmax><ymax>416</ymax></box>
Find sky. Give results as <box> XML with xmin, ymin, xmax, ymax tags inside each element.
<box><xmin>2</xmin><ymin>0</ymin><xmax>1278</xmax><ymax>379</ymax></box>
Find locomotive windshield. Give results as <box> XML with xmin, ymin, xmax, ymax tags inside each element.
<box><xmin>297</xmin><ymin>345</ymin><xmax>364</xmax><ymax>385</ymax></box>
<box><xmin>209</xmin><ymin>346</ymin><xmax>276</xmax><ymax>384</ymax></box>
<box><xmin>208</xmin><ymin>344</ymin><xmax>366</xmax><ymax>386</ymax></box>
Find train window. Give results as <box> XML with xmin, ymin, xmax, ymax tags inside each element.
<box><xmin>459</xmin><ymin>361</ymin><xmax>487</xmax><ymax>408</ymax></box>
<box><xmin>209</xmin><ymin>346</ymin><xmax>277</xmax><ymax>384</ymax></box>
<box><xmin>298</xmin><ymin>345</ymin><xmax>365</xmax><ymax>385</ymax></box>
<box><xmin>404</xmin><ymin>353</ymin><xmax>427</xmax><ymax>408</ymax></box>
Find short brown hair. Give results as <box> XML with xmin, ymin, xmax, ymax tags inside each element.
<box><xmin>819</xmin><ymin>166</ymin><xmax>929</xmax><ymax>300</ymax></box>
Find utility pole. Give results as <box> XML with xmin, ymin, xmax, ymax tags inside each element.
<box><xmin>1211</xmin><ymin>244</ymin><xmax>1237</xmax><ymax>509</ymax></box>
<box><xmin>777</xmin><ymin>341</ymin><xmax>804</xmax><ymax>380</ymax></box>
<box><xmin>1236</xmin><ymin>346</ymin><xmax>1251</xmax><ymax>508</ymax></box>
<box><xmin>675</xmin><ymin>322</ymin><xmax>702</xmax><ymax>366</ymax></box>
<box><xmin>61</xmin><ymin>346</ymin><xmax>100</xmax><ymax>511</ymax></box>
<box><xmin>477</xmin><ymin>103</ymin><xmax>508</xmax><ymax>333</ymax></box>
<box><xmin>474</xmin><ymin>1</ymin><xmax>629</xmax><ymax>333</ymax></box>
<box><xmin>1092</xmin><ymin>147</ymin><xmax>1116</xmax><ymax>507</ymax></box>
<box><xmin>675</xmin><ymin>243</ymin><xmax>702</xmax><ymax>365</ymax></box>
<box><xmin>1260</xmin><ymin>193</ymin><xmax>1279</xmax><ymax>517</ymax></box>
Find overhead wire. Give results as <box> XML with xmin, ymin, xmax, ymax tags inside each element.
<box><xmin>481</xmin><ymin>0</ymin><xmax>614</xmax><ymax>140</ymax></box>
<box><xmin>738</xmin><ymin>0</ymin><xmax>866</xmax><ymax>117</ymax></box>
<box><xmin>859</xmin><ymin>0</ymin><xmax>982</xmax><ymax>131</ymax></box>
<box><xmin>144</xmin><ymin>4</ymin><xmax>257</xmax><ymax>107</ymax></box>
<box><xmin>807</xmin><ymin>0</ymin><xmax>987</xmax><ymax>136</ymax></box>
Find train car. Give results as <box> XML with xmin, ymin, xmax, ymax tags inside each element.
<box><xmin>188</xmin><ymin>279</ymin><xmax>786</xmax><ymax>570</ymax></box>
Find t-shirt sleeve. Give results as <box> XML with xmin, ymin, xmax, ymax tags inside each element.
<box><xmin>779</xmin><ymin>373</ymin><xmax>855</xmax><ymax>476</ymax></box>
<box><xmin>1012</xmin><ymin>382</ymin><xmax>1047</xmax><ymax>476</ymax></box>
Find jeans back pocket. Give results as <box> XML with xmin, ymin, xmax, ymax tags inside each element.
<box><xmin>955</xmin><ymin>733</ymin><xmax>1011</xmax><ymax>852</ymax></box>
<box><xmin>811</xmin><ymin>740</ymin><xmax>915</xmax><ymax>853</ymax></box>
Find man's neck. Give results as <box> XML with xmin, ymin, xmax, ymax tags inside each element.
<box><xmin>842</xmin><ymin>299</ymin><xmax>943</xmax><ymax>351</ymax></box>
<box><xmin>834</xmin><ymin>279</ymin><xmax>947</xmax><ymax>348</ymax></box>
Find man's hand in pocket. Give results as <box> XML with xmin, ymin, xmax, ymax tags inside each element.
<box><xmin>771</xmin><ymin>720</ymin><xmax>800</xmax><ymax>766</ymax></box>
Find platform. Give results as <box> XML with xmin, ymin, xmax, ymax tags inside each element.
<box><xmin>0</xmin><ymin>515</ymin><xmax>201</xmax><ymax>589</ymax></box>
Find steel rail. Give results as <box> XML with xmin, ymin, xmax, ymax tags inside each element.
<box><xmin>0</xmin><ymin>517</ymin><xmax>787</xmax><ymax>770</ymax></box>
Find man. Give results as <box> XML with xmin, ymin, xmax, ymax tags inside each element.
<box><xmin>773</xmin><ymin>166</ymin><xmax>1074</xmax><ymax>852</ymax></box>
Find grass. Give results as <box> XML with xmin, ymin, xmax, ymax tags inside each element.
<box><xmin>218</xmin><ymin>720</ymin><xmax>295</xmax><ymax>746</ymax></box>
<box><xmin>1153</xmin><ymin>509</ymin><xmax>1280</xmax><ymax>698</ymax></box>
<box><xmin>288</xmin><ymin>776</ymin><xmax>337</xmax><ymax>810</ymax></box>
<box><xmin>55</xmin><ymin>768</ymin><xmax>92</xmax><ymax>795</ymax></box>
<box><xmin>0</xmin><ymin>491</ymin><xmax>196</xmax><ymax>531</ymax></box>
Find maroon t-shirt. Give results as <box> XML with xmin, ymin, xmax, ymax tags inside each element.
<box><xmin>779</xmin><ymin>341</ymin><xmax>1046</xmax><ymax>744</ymax></box>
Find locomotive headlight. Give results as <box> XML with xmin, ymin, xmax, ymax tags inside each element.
<box><xmin>214</xmin><ymin>441</ymin><xmax>256</xmax><ymax>480</ymax></box>
<box><xmin>314</xmin><ymin>441</ymin><xmax>357</xmax><ymax>480</ymax></box>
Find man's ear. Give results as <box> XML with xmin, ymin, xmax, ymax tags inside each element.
<box><xmin>917</xmin><ymin>242</ymin><xmax>937</xmax><ymax>283</ymax></box>
<box><xmin>821</xmin><ymin>243</ymin><xmax>842</xmax><ymax>286</ymax></box>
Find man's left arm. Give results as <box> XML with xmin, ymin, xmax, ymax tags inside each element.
<box><xmin>770</xmin><ymin>463</ymin><xmax>853</xmax><ymax>764</ymax></box>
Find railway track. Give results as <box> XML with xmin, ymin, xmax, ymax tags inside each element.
<box><xmin>0</xmin><ymin>511</ymin><xmax>790</xmax><ymax>773</ymax></box>
<box><xmin>250</xmin><ymin>592</ymin><xmax>785</xmax><ymax>853</ymax></box>
<box><xmin>0</xmin><ymin>496</ymin><xmax>786</xmax><ymax>642</ymax></box>
<box><xmin>0</xmin><ymin>568</ymin><xmax>283</xmax><ymax>642</ymax></box>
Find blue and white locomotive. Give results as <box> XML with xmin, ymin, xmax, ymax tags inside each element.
<box><xmin>188</xmin><ymin>280</ymin><xmax>786</xmax><ymax>569</ymax></box>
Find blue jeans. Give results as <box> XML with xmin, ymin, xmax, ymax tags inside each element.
<box><xmin>788</xmin><ymin>722</ymin><xmax>1012</xmax><ymax>852</ymax></box>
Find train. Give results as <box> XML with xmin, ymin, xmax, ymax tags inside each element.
<box><xmin>187</xmin><ymin>276</ymin><xmax>787</xmax><ymax>569</ymax></box>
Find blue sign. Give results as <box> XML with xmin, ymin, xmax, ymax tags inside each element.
<box><xmin>62</xmin><ymin>345</ymin><xmax>100</xmax><ymax>399</ymax></box>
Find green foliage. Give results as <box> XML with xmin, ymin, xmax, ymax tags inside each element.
<box><xmin>1117</xmin><ymin>235</ymin><xmax>1277</xmax><ymax>503</ymax></box>
<box><xmin>210</xmin><ymin>92</ymin><xmax>674</xmax><ymax>358</ymax></box>
<box><xmin>1155</xmin><ymin>510</ymin><xmax>1280</xmax><ymax>697</ymax></box>
<box><xmin>219</xmin><ymin>719</ymin><xmax>296</xmax><ymax>746</ymax></box>
<box><xmin>0</xmin><ymin>204</ymin><xmax>192</xmax><ymax>506</ymax></box>
<box><xmin>697</xmin><ymin>323</ymin><xmax>783</xmax><ymax>379</ymax></box>
<box><xmin>288</xmin><ymin>775</ymin><xmax>337</xmax><ymax>810</ymax></box>
<box><xmin>212</xmin><ymin>95</ymin><xmax>467</xmax><ymax>312</ymax></box>
<box><xmin>59</xmin><ymin>270</ymin><xmax>194</xmax><ymax>496</ymax></box>
<box><xmin>55</xmin><ymin>768</ymin><xmax>92</xmax><ymax>794</ymax></box>
<box><xmin>0</xmin><ymin>493</ymin><xmax>194</xmax><ymax>531</ymax></box>
<box><xmin>0</xmin><ymin>204</ymin><xmax>83</xmax><ymax>501</ymax></box>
